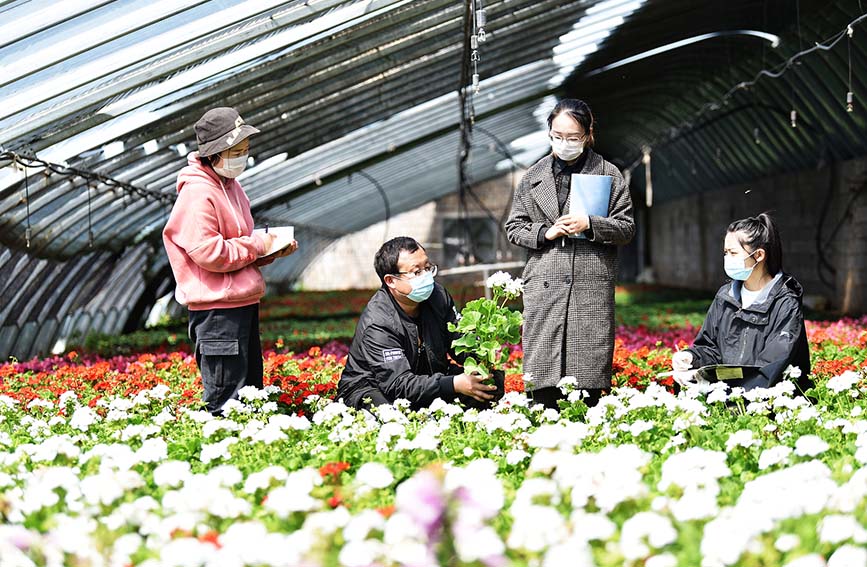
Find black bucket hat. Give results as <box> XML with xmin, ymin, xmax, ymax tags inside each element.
<box><xmin>195</xmin><ymin>107</ymin><xmax>260</xmax><ymax>157</ymax></box>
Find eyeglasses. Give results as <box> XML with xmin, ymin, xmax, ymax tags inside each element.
<box><xmin>549</xmin><ymin>132</ymin><xmax>586</xmax><ymax>144</ymax></box>
<box><xmin>394</xmin><ymin>264</ymin><xmax>438</xmax><ymax>279</ymax></box>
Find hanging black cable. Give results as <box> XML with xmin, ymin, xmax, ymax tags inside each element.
<box><xmin>353</xmin><ymin>170</ymin><xmax>391</xmax><ymax>242</ymax></box>
<box><xmin>22</xmin><ymin>163</ymin><xmax>32</xmax><ymax>248</ymax></box>
<box><xmin>1</xmin><ymin>151</ymin><xmax>174</xmax><ymax>205</ymax></box>
<box><xmin>623</xmin><ymin>11</ymin><xmax>867</xmax><ymax>168</ymax></box>
<box><xmin>466</xmin><ymin>125</ymin><xmax>531</xmax><ymax>258</ymax></box>
<box><xmin>86</xmin><ymin>182</ymin><xmax>94</xmax><ymax>248</ymax></box>
<box><xmin>456</xmin><ymin>0</ymin><xmax>478</xmax><ymax>265</ymax></box>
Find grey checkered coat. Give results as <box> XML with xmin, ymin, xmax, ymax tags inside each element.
<box><xmin>505</xmin><ymin>150</ymin><xmax>635</xmax><ymax>390</ymax></box>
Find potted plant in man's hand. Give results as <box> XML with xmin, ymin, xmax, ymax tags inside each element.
<box><xmin>448</xmin><ymin>271</ymin><xmax>524</xmax><ymax>407</ymax></box>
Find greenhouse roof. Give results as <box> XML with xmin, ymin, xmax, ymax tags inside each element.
<box><xmin>1</xmin><ymin>0</ymin><xmax>865</xmax><ymax>357</ymax></box>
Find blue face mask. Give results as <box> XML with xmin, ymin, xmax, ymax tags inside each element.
<box><xmin>724</xmin><ymin>251</ymin><xmax>758</xmax><ymax>281</ymax></box>
<box><xmin>405</xmin><ymin>271</ymin><xmax>435</xmax><ymax>303</ymax></box>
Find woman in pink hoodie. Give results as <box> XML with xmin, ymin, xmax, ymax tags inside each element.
<box><xmin>163</xmin><ymin>107</ymin><xmax>297</xmax><ymax>414</ymax></box>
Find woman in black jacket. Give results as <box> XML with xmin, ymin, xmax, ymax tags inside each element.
<box><xmin>671</xmin><ymin>213</ymin><xmax>811</xmax><ymax>393</ymax></box>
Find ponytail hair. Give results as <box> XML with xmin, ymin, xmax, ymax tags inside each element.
<box><xmin>727</xmin><ymin>212</ymin><xmax>783</xmax><ymax>275</ymax></box>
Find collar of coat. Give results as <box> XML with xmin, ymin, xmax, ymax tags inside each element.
<box><xmin>719</xmin><ymin>272</ymin><xmax>803</xmax><ymax>315</ymax></box>
<box><xmin>525</xmin><ymin>149</ymin><xmax>605</xmax><ymax>225</ymax></box>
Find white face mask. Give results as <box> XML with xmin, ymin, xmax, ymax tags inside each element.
<box><xmin>550</xmin><ymin>138</ymin><xmax>584</xmax><ymax>162</ymax></box>
<box><xmin>214</xmin><ymin>154</ymin><xmax>248</xmax><ymax>178</ymax></box>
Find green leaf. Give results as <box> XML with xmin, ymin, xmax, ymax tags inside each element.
<box><xmin>458</xmin><ymin>311</ymin><xmax>482</xmax><ymax>331</ymax></box>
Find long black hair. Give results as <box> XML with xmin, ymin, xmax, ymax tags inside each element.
<box><xmin>727</xmin><ymin>212</ymin><xmax>783</xmax><ymax>275</ymax></box>
<box><xmin>547</xmin><ymin>98</ymin><xmax>596</xmax><ymax>148</ymax></box>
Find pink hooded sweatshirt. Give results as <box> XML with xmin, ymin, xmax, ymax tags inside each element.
<box><xmin>163</xmin><ymin>153</ymin><xmax>268</xmax><ymax>311</ymax></box>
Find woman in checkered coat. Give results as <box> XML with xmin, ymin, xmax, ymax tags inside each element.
<box><xmin>505</xmin><ymin>99</ymin><xmax>635</xmax><ymax>409</ymax></box>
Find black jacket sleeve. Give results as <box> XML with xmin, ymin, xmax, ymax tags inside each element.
<box><xmin>686</xmin><ymin>298</ymin><xmax>724</xmax><ymax>368</ymax></box>
<box><xmin>505</xmin><ymin>175</ymin><xmax>549</xmax><ymax>250</ymax></box>
<box><xmin>360</xmin><ymin>324</ymin><xmax>456</xmax><ymax>408</ymax></box>
<box><xmin>754</xmin><ymin>296</ymin><xmax>807</xmax><ymax>383</ymax></box>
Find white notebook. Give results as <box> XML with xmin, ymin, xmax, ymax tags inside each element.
<box><xmin>252</xmin><ymin>226</ymin><xmax>294</xmax><ymax>257</ymax></box>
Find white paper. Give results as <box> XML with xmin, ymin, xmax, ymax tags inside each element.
<box><xmin>252</xmin><ymin>226</ymin><xmax>294</xmax><ymax>257</ymax></box>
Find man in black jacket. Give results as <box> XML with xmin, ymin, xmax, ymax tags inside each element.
<box><xmin>337</xmin><ymin>237</ymin><xmax>498</xmax><ymax>410</ymax></box>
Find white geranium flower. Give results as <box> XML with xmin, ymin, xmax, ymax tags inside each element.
<box><xmin>659</xmin><ymin>448</ymin><xmax>730</xmax><ymax>492</ymax></box>
<box><xmin>794</xmin><ymin>435</ymin><xmax>829</xmax><ymax>457</ymax></box>
<box><xmin>0</xmin><ymin>395</ymin><xmax>19</xmax><ymax>408</ymax></box>
<box><xmin>828</xmin><ymin>545</ymin><xmax>867</xmax><ymax>567</ymax></box>
<box><xmin>783</xmin><ymin>365</ymin><xmax>803</xmax><ymax>379</ymax></box>
<box><xmin>542</xmin><ymin>537</ymin><xmax>595</xmax><ymax>567</ymax></box>
<box><xmin>153</xmin><ymin>461</ymin><xmax>192</xmax><ymax>488</ymax></box>
<box><xmin>507</xmin><ymin>505</ymin><xmax>568</xmax><ymax>552</ymax></box>
<box><xmin>343</xmin><ymin>510</ymin><xmax>386</xmax><ymax>543</ymax></box>
<box><xmin>506</xmin><ymin>449</ymin><xmax>530</xmax><ymax>465</ymax></box>
<box><xmin>569</xmin><ymin>511</ymin><xmax>617</xmax><ymax>542</ymax></box>
<box><xmin>726</xmin><ymin>429</ymin><xmax>760</xmax><ymax>451</ymax></box>
<box><xmin>827</xmin><ymin>371</ymin><xmax>861</xmax><ymax>393</ymax></box>
<box><xmin>58</xmin><ymin>391</ymin><xmax>78</xmax><ymax>406</ymax></box>
<box><xmin>268</xmin><ymin>413</ymin><xmax>311</xmax><ymax>431</ymax></box>
<box><xmin>818</xmin><ymin>514</ymin><xmax>867</xmax><ymax>544</ymax></box>
<box><xmin>158</xmin><ymin>538</ymin><xmax>218</xmax><ymax>566</ymax></box>
<box><xmin>339</xmin><ymin>540</ymin><xmax>385</xmax><ymax>567</ymax></box>
<box><xmin>619</xmin><ymin>512</ymin><xmax>677</xmax><ymax>560</ymax></box>
<box><xmin>243</xmin><ymin>466</ymin><xmax>288</xmax><ymax>494</ymax></box>
<box><xmin>556</xmin><ymin>375</ymin><xmax>578</xmax><ymax>392</ymax></box>
<box><xmin>535</xmin><ymin>408</ymin><xmax>555</xmax><ymax>422</ymax></box>
<box><xmin>153</xmin><ymin>408</ymin><xmax>176</xmax><ymax>426</ymax></box>
<box><xmin>505</xmin><ymin>277</ymin><xmax>524</xmax><ymax>296</ymax></box>
<box><xmin>26</xmin><ymin>398</ymin><xmax>54</xmax><ymax>411</ymax></box>
<box><xmin>758</xmin><ymin>445</ymin><xmax>793</xmax><ymax>470</ymax></box>
<box><xmin>238</xmin><ymin>385</ymin><xmax>267</xmax><ymax>401</ymax></box>
<box><xmin>629</xmin><ymin>420</ymin><xmax>655</xmax><ymax>437</ymax></box>
<box><xmin>183</xmin><ymin>409</ymin><xmax>215</xmax><ymax>423</ymax></box>
<box><xmin>202</xmin><ymin>419</ymin><xmax>242</xmax><ymax>439</ymax></box>
<box><xmin>264</xmin><ymin>468</ymin><xmax>322</xmax><ymax>517</ymax></box>
<box><xmin>200</xmin><ymin>438</ymin><xmax>237</xmax><ymax>464</ymax></box>
<box><xmin>775</xmin><ymin>534</ymin><xmax>800</xmax><ymax>552</ymax></box>
<box><xmin>252</xmin><ymin>424</ymin><xmax>287</xmax><ymax>445</ymax></box>
<box><xmin>221</xmin><ymin>399</ymin><xmax>252</xmax><ymax>416</ymax></box>
<box><xmin>355</xmin><ymin>462</ymin><xmax>395</xmax><ymax>491</ymax></box>
<box><xmin>69</xmin><ymin>406</ymin><xmax>100</xmax><ymax>431</ymax></box>
<box><xmin>646</xmin><ymin>554</ymin><xmax>678</xmax><ymax>567</ymax></box>
<box><xmin>485</xmin><ymin>271</ymin><xmax>512</xmax><ymax>289</ymax></box>
<box><xmin>783</xmin><ymin>554</ymin><xmax>826</xmax><ymax>567</ymax></box>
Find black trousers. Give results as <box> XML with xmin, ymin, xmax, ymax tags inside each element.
<box><xmin>529</xmin><ymin>386</ymin><xmax>604</xmax><ymax>410</ymax></box>
<box><xmin>189</xmin><ymin>304</ymin><xmax>263</xmax><ymax>414</ymax></box>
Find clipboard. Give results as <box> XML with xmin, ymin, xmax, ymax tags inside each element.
<box><xmin>694</xmin><ymin>365</ymin><xmax>763</xmax><ymax>382</ymax></box>
<box><xmin>568</xmin><ymin>174</ymin><xmax>612</xmax><ymax>239</ymax></box>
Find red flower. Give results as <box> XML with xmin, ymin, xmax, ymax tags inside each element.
<box><xmin>327</xmin><ymin>491</ymin><xmax>343</xmax><ymax>508</ymax></box>
<box><xmin>377</xmin><ymin>505</ymin><xmax>396</xmax><ymax>518</ymax></box>
<box><xmin>198</xmin><ymin>530</ymin><xmax>221</xmax><ymax>548</ymax></box>
<box><xmin>319</xmin><ymin>461</ymin><xmax>351</xmax><ymax>480</ymax></box>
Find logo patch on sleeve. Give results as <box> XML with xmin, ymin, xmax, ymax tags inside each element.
<box><xmin>382</xmin><ymin>348</ymin><xmax>405</xmax><ymax>363</ymax></box>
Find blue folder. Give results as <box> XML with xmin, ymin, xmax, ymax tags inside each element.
<box><xmin>569</xmin><ymin>174</ymin><xmax>612</xmax><ymax>239</ymax></box>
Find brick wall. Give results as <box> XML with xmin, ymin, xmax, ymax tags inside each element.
<box><xmin>649</xmin><ymin>156</ymin><xmax>867</xmax><ymax>313</ymax></box>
